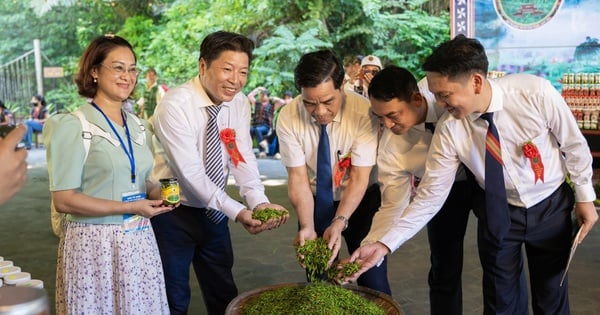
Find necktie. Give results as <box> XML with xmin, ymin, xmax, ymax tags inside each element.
<box><xmin>480</xmin><ymin>112</ymin><xmax>510</xmax><ymax>242</ymax></box>
<box><xmin>205</xmin><ymin>105</ymin><xmax>227</xmax><ymax>224</ymax></box>
<box><xmin>424</xmin><ymin>122</ymin><xmax>436</xmax><ymax>133</ymax></box>
<box><xmin>314</xmin><ymin>124</ymin><xmax>335</xmax><ymax>234</ymax></box>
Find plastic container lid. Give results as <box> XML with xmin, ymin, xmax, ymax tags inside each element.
<box><xmin>0</xmin><ymin>267</ymin><xmax>20</xmax><ymax>279</ymax></box>
<box><xmin>0</xmin><ymin>286</ymin><xmax>49</xmax><ymax>314</ymax></box>
<box><xmin>0</xmin><ymin>262</ymin><xmax>13</xmax><ymax>270</ymax></box>
<box><xmin>3</xmin><ymin>273</ymin><xmax>31</xmax><ymax>286</ymax></box>
<box><xmin>15</xmin><ymin>280</ymin><xmax>43</xmax><ymax>289</ymax></box>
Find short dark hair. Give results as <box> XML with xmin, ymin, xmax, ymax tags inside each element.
<box><xmin>294</xmin><ymin>50</ymin><xmax>344</xmax><ymax>91</ymax></box>
<box><xmin>369</xmin><ymin>66</ymin><xmax>418</xmax><ymax>103</ymax></box>
<box><xmin>32</xmin><ymin>94</ymin><xmax>46</xmax><ymax>106</ymax></box>
<box><xmin>422</xmin><ymin>34</ymin><xmax>489</xmax><ymax>80</ymax></box>
<box><xmin>199</xmin><ymin>31</ymin><xmax>254</xmax><ymax>67</ymax></box>
<box><xmin>74</xmin><ymin>34</ymin><xmax>137</xmax><ymax>98</ymax></box>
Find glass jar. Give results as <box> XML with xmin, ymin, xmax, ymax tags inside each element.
<box><xmin>159</xmin><ymin>178</ymin><xmax>180</xmax><ymax>205</ymax></box>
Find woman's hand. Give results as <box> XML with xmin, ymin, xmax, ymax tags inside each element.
<box><xmin>131</xmin><ymin>199</ymin><xmax>175</xmax><ymax>218</ymax></box>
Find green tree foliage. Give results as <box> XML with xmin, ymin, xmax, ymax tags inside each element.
<box><xmin>357</xmin><ymin>0</ymin><xmax>450</xmax><ymax>78</ymax></box>
<box><xmin>249</xmin><ymin>26</ymin><xmax>333</xmax><ymax>95</ymax></box>
<box><xmin>1</xmin><ymin>0</ymin><xmax>450</xmax><ymax>108</ymax></box>
<box><xmin>1</xmin><ymin>0</ymin><xmax>126</xmax><ymax>109</ymax></box>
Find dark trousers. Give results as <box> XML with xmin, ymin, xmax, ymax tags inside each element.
<box><xmin>151</xmin><ymin>205</ymin><xmax>237</xmax><ymax>315</ymax></box>
<box><xmin>266</xmin><ymin>131</ymin><xmax>279</xmax><ymax>155</ymax></box>
<box><xmin>426</xmin><ymin>179</ymin><xmax>472</xmax><ymax>315</ymax></box>
<box><xmin>313</xmin><ymin>184</ymin><xmax>392</xmax><ymax>295</ymax></box>
<box><xmin>474</xmin><ymin>182</ymin><xmax>574</xmax><ymax>315</ymax></box>
<box><xmin>250</xmin><ymin>124</ymin><xmax>270</xmax><ymax>151</ymax></box>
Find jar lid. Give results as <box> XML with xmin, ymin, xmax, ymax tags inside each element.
<box><xmin>0</xmin><ymin>261</ymin><xmax>13</xmax><ymax>269</ymax></box>
<box><xmin>0</xmin><ymin>266</ymin><xmax>21</xmax><ymax>278</ymax></box>
<box><xmin>159</xmin><ymin>177</ymin><xmax>178</xmax><ymax>182</ymax></box>
<box><xmin>0</xmin><ymin>286</ymin><xmax>48</xmax><ymax>314</ymax></box>
<box><xmin>4</xmin><ymin>273</ymin><xmax>31</xmax><ymax>286</ymax></box>
<box><xmin>16</xmin><ymin>279</ymin><xmax>44</xmax><ymax>289</ymax></box>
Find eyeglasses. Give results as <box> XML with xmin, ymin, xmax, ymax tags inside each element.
<box><xmin>100</xmin><ymin>63</ymin><xmax>140</xmax><ymax>77</ymax></box>
<box><xmin>363</xmin><ymin>70</ymin><xmax>379</xmax><ymax>76</ymax></box>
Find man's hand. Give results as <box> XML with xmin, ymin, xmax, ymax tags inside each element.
<box><xmin>0</xmin><ymin>125</ymin><xmax>27</xmax><ymax>206</ymax></box>
<box><xmin>254</xmin><ymin>203</ymin><xmax>290</xmax><ymax>229</ymax></box>
<box><xmin>339</xmin><ymin>242</ymin><xmax>390</xmax><ymax>283</ymax></box>
<box><xmin>236</xmin><ymin>209</ymin><xmax>282</xmax><ymax>234</ymax></box>
<box><xmin>574</xmin><ymin>201</ymin><xmax>598</xmax><ymax>243</ymax></box>
<box><xmin>294</xmin><ymin>228</ymin><xmax>317</xmax><ymax>269</ymax></box>
<box><xmin>323</xmin><ymin>222</ymin><xmax>344</xmax><ymax>266</ymax></box>
<box><xmin>363</xmin><ymin>72</ymin><xmax>376</xmax><ymax>86</ymax></box>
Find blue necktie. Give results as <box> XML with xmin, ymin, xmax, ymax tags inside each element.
<box><xmin>315</xmin><ymin>124</ymin><xmax>334</xmax><ymax>234</ymax></box>
<box><xmin>205</xmin><ymin>106</ymin><xmax>227</xmax><ymax>224</ymax></box>
<box><xmin>480</xmin><ymin>112</ymin><xmax>510</xmax><ymax>242</ymax></box>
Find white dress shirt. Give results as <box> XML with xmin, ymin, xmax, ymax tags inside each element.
<box><xmin>151</xmin><ymin>76</ymin><xmax>268</xmax><ymax>220</ymax></box>
<box><xmin>277</xmin><ymin>92</ymin><xmax>379</xmax><ymax>200</ymax></box>
<box><xmin>378</xmin><ymin>73</ymin><xmax>595</xmax><ymax>252</ymax></box>
<box><xmin>363</xmin><ymin>79</ymin><xmax>465</xmax><ymax>244</ymax></box>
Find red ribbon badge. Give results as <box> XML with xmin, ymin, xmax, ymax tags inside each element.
<box><xmin>219</xmin><ymin>128</ymin><xmax>246</xmax><ymax>167</ymax></box>
<box><xmin>333</xmin><ymin>154</ymin><xmax>352</xmax><ymax>188</ymax></box>
<box><xmin>522</xmin><ymin>141</ymin><xmax>544</xmax><ymax>184</ymax></box>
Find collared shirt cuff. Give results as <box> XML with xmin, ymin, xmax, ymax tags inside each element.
<box><xmin>221</xmin><ymin>198</ymin><xmax>246</xmax><ymax>221</ymax></box>
<box><xmin>244</xmin><ymin>193</ymin><xmax>270</xmax><ymax>211</ymax></box>
<box><xmin>574</xmin><ymin>184</ymin><xmax>596</xmax><ymax>203</ymax></box>
<box><xmin>379</xmin><ymin>233</ymin><xmax>402</xmax><ymax>254</ymax></box>
<box><xmin>360</xmin><ymin>239</ymin><xmax>387</xmax><ymax>268</ymax></box>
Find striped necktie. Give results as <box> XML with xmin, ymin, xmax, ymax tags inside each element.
<box><xmin>314</xmin><ymin>124</ymin><xmax>335</xmax><ymax>235</ymax></box>
<box><xmin>480</xmin><ymin>112</ymin><xmax>510</xmax><ymax>242</ymax></box>
<box><xmin>205</xmin><ymin>105</ymin><xmax>226</xmax><ymax>224</ymax></box>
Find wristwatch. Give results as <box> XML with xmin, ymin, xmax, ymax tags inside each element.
<box><xmin>331</xmin><ymin>215</ymin><xmax>349</xmax><ymax>231</ymax></box>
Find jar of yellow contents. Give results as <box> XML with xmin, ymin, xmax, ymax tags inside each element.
<box><xmin>160</xmin><ymin>178</ymin><xmax>180</xmax><ymax>205</ymax></box>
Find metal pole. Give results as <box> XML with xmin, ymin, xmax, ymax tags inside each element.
<box><xmin>34</xmin><ymin>39</ymin><xmax>43</xmax><ymax>96</ymax></box>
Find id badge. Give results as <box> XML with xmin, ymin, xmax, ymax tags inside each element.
<box><xmin>122</xmin><ymin>190</ymin><xmax>150</xmax><ymax>233</ymax></box>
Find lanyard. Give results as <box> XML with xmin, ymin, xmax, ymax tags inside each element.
<box><xmin>91</xmin><ymin>101</ymin><xmax>136</xmax><ymax>185</ymax></box>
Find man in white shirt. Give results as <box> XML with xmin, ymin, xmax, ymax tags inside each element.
<box><xmin>151</xmin><ymin>31</ymin><xmax>288</xmax><ymax>315</ymax></box>
<box><xmin>277</xmin><ymin>49</ymin><xmax>390</xmax><ymax>294</ymax></box>
<box><xmin>365</xmin><ymin>65</ymin><xmax>474</xmax><ymax>315</ymax></box>
<box><xmin>347</xmin><ymin>35</ymin><xmax>598</xmax><ymax>314</ymax></box>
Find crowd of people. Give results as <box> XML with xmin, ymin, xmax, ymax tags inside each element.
<box><xmin>0</xmin><ymin>29</ymin><xmax>596</xmax><ymax>315</ymax></box>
